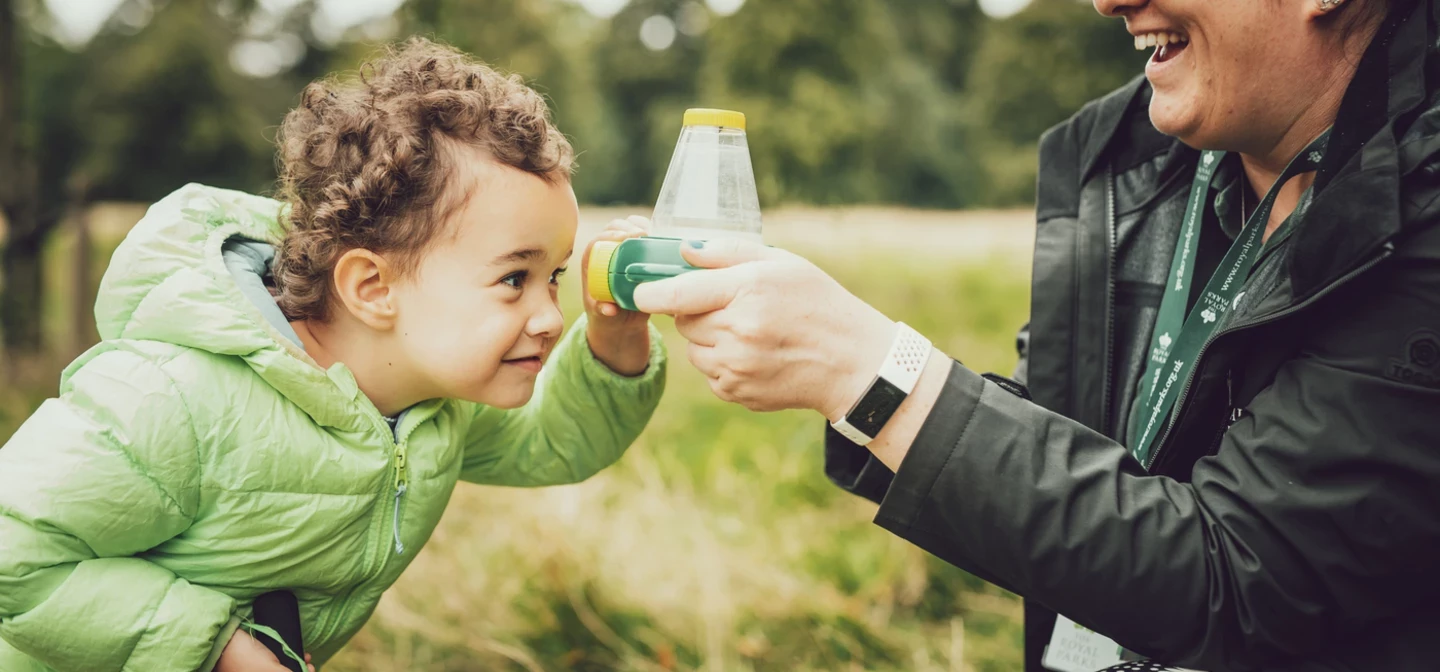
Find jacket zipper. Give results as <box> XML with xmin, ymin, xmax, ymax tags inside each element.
<box><xmin>1144</xmin><ymin>244</ymin><xmax>1394</xmax><ymax>471</ymax></box>
<box><xmin>391</xmin><ymin>441</ymin><xmax>409</xmax><ymax>555</ymax></box>
<box><xmin>1100</xmin><ymin>167</ymin><xmax>1119</xmax><ymax>435</ymax></box>
<box><xmin>314</xmin><ymin>413</ymin><xmax>411</xmax><ymax>646</ymax></box>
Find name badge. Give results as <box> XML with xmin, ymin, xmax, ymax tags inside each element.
<box><xmin>1043</xmin><ymin>614</ymin><xmax>1205</xmax><ymax>672</ymax></box>
<box><xmin>1043</xmin><ymin>614</ymin><xmax>1125</xmax><ymax>672</ymax></box>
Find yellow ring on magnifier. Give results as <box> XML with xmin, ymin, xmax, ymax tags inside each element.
<box><xmin>587</xmin><ymin>240</ymin><xmax>618</xmax><ymax>304</ymax></box>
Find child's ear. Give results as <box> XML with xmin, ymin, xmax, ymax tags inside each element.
<box><xmin>332</xmin><ymin>249</ymin><xmax>398</xmax><ymax>330</ymax></box>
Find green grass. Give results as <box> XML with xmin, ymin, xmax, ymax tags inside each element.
<box><xmin>1</xmin><ymin>213</ymin><xmax>1033</xmax><ymax>671</ymax></box>
<box><xmin>324</xmin><ymin>245</ymin><xmax>1032</xmax><ymax>671</ymax></box>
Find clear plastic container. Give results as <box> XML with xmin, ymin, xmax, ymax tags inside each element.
<box><xmin>651</xmin><ymin>108</ymin><xmax>763</xmax><ymax>243</ymax></box>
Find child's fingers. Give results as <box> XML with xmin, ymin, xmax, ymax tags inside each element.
<box><xmin>604</xmin><ymin>218</ymin><xmax>647</xmax><ymax>236</ymax></box>
<box><xmin>625</xmin><ymin>215</ymin><xmax>652</xmax><ymax>232</ymax></box>
<box><xmin>600</xmin><ymin>303</ymin><xmax>619</xmax><ymax>317</ymax></box>
<box><xmin>595</xmin><ymin>228</ymin><xmax>644</xmax><ymax>244</ymax></box>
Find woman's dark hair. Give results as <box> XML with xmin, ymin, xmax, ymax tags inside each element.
<box><xmin>1337</xmin><ymin>0</ymin><xmax>1391</xmax><ymax>38</ymax></box>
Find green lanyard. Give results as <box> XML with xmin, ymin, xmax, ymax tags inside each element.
<box><xmin>1128</xmin><ymin>132</ymin><xmax>1329</xmax><ymax>467</ymax></box>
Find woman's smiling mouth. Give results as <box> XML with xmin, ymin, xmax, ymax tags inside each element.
<box><xmin>1135</xmin><ymin>30</ymin><xmax>1190</xmax><ymax>64</ymax></box>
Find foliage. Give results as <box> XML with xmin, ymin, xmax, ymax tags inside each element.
<box><xmin>7</xmin><ymin>0</ymin><xmax>1145</xmax><ymax>211</ymax></box>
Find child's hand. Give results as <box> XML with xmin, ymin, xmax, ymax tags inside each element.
<box><xmin>215</xmin><ymin>630</ymin><xmax>317</xmax><ymax>672</ymax></box>
<box><xmin>581</xmin><ymin>216</ymin><xmax>654</xmax><ymax>376</ymax></box>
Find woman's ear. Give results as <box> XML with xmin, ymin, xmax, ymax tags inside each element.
<box><xmin>1306</xmin><ymin>0</ymin><xmax>1345</xmax><ymax>20</ymax></box>
<box><xmin>1313</xmin><ymin>0</ymin><xmax>1353</xmax><ymax>20</ymax></box>
<box><xmin>332</xmin><ymin>249</ymin><xmax>399</xmax><ymax>330</ymax></box>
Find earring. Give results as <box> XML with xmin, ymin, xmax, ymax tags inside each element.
<box><xmin>1319</xmin><ymin>0</ymin><xmax>1345</xmax><ymax>10</ymax></box>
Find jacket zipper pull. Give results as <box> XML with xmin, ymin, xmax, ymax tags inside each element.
<box><xmin>1225</xmin><ymin>369</ymin><xmax>1245</xmax><ymax>426</ymax></box>
<box><xmin>392</xmin><ymin>447</ymin><xmax>408</xmax><ymax>555</ymax></box>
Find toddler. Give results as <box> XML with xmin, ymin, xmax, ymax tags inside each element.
<box><xmin>0</xmin><ymin>38</ymin><xmax>665</xmax><ymax>671</ymax></box>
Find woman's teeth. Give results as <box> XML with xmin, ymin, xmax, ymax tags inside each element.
<box><xmin>1134</xmin><ymin>32</ymin><xmax>1189</xmax><ymax>50</ymax></box>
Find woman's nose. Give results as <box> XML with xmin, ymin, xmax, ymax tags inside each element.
<box><xmin>1094</xmin><ymin>0</ymin><xmax>1146</xmax><ymax>17</ymax></box>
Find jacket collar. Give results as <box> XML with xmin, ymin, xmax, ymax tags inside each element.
<box><xmin>1083</xmin><ymin>0</ymin><xmax>1437</xmax><ymax>301</ymax></box>
<box><xmin>1079</xmin><ymin>76</ymin><xmax>1152</xmax><ymax>185</ymax></box>
<box><xmin>1290</xmin><ymin>0</ymin><xmax>1433</xmax><ymax>299</ymax></box>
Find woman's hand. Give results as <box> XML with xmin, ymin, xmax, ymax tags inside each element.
<box><xmin>632</xmin><ymin>238</ymin><xmax>897</xmax><ymax>420</ymax></box>
<box><xmin>215</xmin><ymin>630</ymin><xmax>316</xmax><ymax>672</ymax></box>
<box><xmin>581</xmin><ymin>216</ymin><xmax>654</xmax><ymax>376</ymax></box>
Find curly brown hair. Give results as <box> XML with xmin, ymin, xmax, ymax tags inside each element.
<box><xmin>272</xmin><ymin>37</ymin><xmax>574</xmax><ymax>322</ymax></box>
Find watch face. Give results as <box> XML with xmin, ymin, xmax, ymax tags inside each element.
<box><xmin>848</xmin><ymin>377</ymin><xmax>907</xmax><ymax>438</ymax></box>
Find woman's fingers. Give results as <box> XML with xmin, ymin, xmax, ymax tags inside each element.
<box><xmin>634</xmin><ymin>266</ymin><xmax>749</xmax><ymax>316</ymax></box>
<box><xmin>686</xmin><ymin>341</ymin><xmax>720</xmax><ymax>377</ymax></box>
<box><xmin>675</xmin><ymin>313</ymin><xmax>722</xmax><ymax>347</ymax></box>
<box><xmin>678</xmin><ymin>237</ymin><xmax>788</xmax><ymax>269</ymax></box>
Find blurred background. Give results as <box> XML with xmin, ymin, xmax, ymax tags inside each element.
<box><xmin>0</xmin><ymin>0</ymin><xmax>1144</xmax><ymax>669</ymax></box>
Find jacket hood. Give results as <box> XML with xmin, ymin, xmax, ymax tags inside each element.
<box><xmin>93</xmin><ymin>183</ymin><xmax>396</xmax><ymax>433</ymax></box>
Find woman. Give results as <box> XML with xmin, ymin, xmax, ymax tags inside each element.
<box><xmin>632</xmin><ymin>0</ymin><xmax>1440</xmax><ymax>669</ymax></box>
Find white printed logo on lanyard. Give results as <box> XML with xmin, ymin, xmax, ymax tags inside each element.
<box><xmin>1127</xmin><ymin>131</ymin><xmax>1329</xmax><ymax>468</ymax></box>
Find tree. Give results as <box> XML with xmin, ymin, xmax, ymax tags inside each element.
<box><xmin>963</xmin><ymin>0</ymin><xmax>1146</xmax><ymax>202</ymax></box>
<box><xmin>697</xmin><ymin>0</ymin><xmax>978</xmax><ymax>206</ymax></box>
<box><xmin>76</xmin><ymin>0</ymin><xmax>283</xmax><ymax>202</ymax></box>
<box><xmin>0</xmin><ymin>0</ymin><xmax>44</xmax><ymax>353</ymax></box>
<box><xmin>588</xmin><ymin>0</ymin><xmax>706</xmax><ymax>205</ymax></box>
<box><xmin>392</xmin><ymin>0</ymin><xmax>629</xmax><ymax>203</ymax></box>
<box><xmin>0</xmin><ymin>0</ymin><xmax>320</xmax><ymax>354</ymax></box>
<box><xmin>889</xmin><ymin>0</ymin><xmax>985</xmax><ymax>93</ymax></box>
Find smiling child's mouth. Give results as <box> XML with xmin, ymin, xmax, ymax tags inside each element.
<box><xmin>503</xmin><ymin>356</ymin><xmax>544</xmax><ymax>372</ymax></box>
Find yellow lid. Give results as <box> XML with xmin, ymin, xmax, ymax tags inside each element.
<box><xmin>587</xmin><ymin>240</ymin><xmax>618</xmax><ymax>304</ymax></box>
<box><xmin>683</xmin><ymin>108</ymin><xmax>746</xmax><ymax>131</ymax></box>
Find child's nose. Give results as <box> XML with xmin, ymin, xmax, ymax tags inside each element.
<box><xmin>528</xmin><ymin>296</ymin><xmax>564</xmax><ymax>339</ymax></box>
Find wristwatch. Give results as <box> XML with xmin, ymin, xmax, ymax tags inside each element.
<box><xmin>830</xmin><ymin>323</ymin><xmax>933</xmax><ymax>446</ymax></box>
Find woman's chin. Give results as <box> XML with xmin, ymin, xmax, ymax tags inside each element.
<box><xmin>1147</xmin><ymin>94</ymin><xmax>1202</xmax><ymax>143</ymax></box>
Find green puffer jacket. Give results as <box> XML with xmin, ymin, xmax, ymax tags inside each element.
<box><xmin>0</xmin><ymin>184</ymin><xmax>667</xmax><ymax>671</ymax></box>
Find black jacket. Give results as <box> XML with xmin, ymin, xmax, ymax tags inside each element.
<box><xmin>826</xmin><ymin>2</ymin><xmax>1440</xmax><ymax>670</ymax></box>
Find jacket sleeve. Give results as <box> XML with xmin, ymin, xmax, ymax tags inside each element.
<box><xmin>869</xmin><ymin>250</ymin><xmax>1440</xmax><ymax>671</ymax></box>
<box><xmin>1012</xmin><ymin>321</ymin><xmax>1030</xmax><ymax>386</ymax></box>
<box><xmin>824</xmin><ymin>321</ymin><xmax>1033</xmax><ymax>506</ymax></box>
<box><xmin>0</xmin><ymin>349</ymin><xmax>237</xmax><ymax>672</ymax></box>
<box><xmin>459</xmin><ymin>315</ymin><xmax>667</xmax><ymax>486</ymax></box>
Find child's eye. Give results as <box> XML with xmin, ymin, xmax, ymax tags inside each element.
<box><xmin>550</xmin><ymin>267</ymin><xmax>568</xmax><ymax>285</ymax></box>
<box><xmin>501</xmin><ymin>271</ymin><xmax>528</xmax><ymax>290</ymax></box>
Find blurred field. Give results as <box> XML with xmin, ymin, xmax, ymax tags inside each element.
<box><xmin>0</xmin><ymin>206</ymin><xmax>1034</xmax><ymax>671</ymax></box>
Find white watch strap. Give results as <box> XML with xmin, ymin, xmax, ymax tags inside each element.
<box><xmin>831</xmin><ymin>417</ymin><xmax>876</xmax><ymax>446</ymax></box>
<box><xmin>879</xmin><ymin>322</ymin><xmax>931</xmax><ymax>395</ymax></box>
<box><xmin>831</xmin><ymin>323</ymin><xmax>933</xmax><ymax>446</ymax></box>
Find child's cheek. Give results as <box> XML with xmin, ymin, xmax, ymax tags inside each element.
<box><xmin>463</xmin><ymin>321</ymin><xmax>519</xmax><ymax>383</ymax></box>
